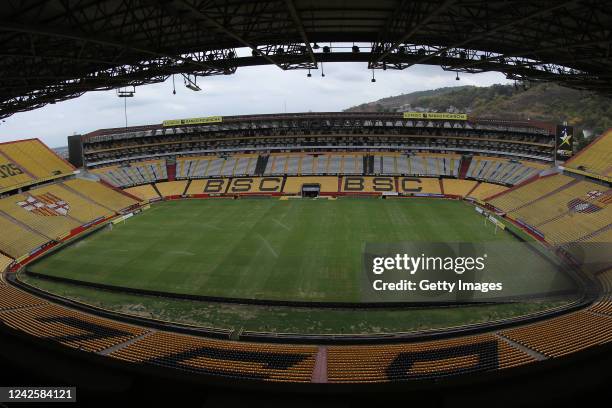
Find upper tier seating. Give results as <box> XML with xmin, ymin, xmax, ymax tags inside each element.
<box><xmin>466</xmin><ymin>156</ymin><xmax>544</xmax><ymax>185</ymax></box>
<box><xmin>565</xmin><ymin>129</ymin><xmax>612</xmax><ymax>178</ymax></box>
<box><xmin>92</xmin><ymin>159</ymin><xmax>167</xmax><ymax>187</ymax></box>
<box><xmin>0</xmin><ymin>139</ymin><xmax>74</xmax><ymax>193</ymax></box>
<box><xmin>178</xmin><ymin>155</ymin><xmax>258</xmax><ymax>179</ymax></box>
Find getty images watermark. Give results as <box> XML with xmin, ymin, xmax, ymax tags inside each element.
<box><xmin>360</xmin><ymin>242</ymin><xmax>583</xmax><ymax>303</ymax></box>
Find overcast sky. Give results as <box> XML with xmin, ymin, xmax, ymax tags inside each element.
<box><xmin>0</xmin><ymin>63</ymin><xmax>510</xmax><ymax>148</ymax></box>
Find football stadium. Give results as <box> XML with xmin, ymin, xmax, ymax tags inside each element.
<box><xmin>0</xmin><ymin>1</ymin><xmax>611</xmax><ymax>406</ymax></box>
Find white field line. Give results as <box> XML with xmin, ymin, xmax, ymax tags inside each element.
<box><xmin>257</xmin><ymin>234</ymin><xmax>278</xmax><ymax>258</ymax></box>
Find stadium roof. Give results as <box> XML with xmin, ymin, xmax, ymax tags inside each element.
<box><xmin>1</xmin><ymin>0</ymin><xmax>611</xmax><ymax>119</ymax></box>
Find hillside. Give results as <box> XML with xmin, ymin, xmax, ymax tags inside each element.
<box><xmin>345</xmin><ymin>83</ymin><xmax>612</xmax><ymax>148</ymax></box>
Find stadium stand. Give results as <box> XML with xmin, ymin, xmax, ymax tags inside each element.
<box><xmin>283</xmin><ymin>177</ymin><xmax>339</xmax><ymax>195</ymax></box>
<box><xmin>0</xmin><ymin>215</ymin><xmax>49</xmax><ymax>258</ymax></box>
<box><xmin>0</xmin><ymin>304</ymin><xmax>148</xmax><ymax>353</ymax></box>
<box><xmin>155</xmin><ymin>180</ymin><xmax>188</xmax><ymax>197</ymax></box>
<box><xmin>110</xmin><ymin>331</ymin><xmax>317</xmax><ymax>382</ymax></box>
<box><xmin>0</xmin><ymin>189</ymin><xmax>81</xmax><ymax>240</ymax></box>
<box><xmin>442</xmin><ymin>179</ymin><xmax>478</xmax><ymax>197</ymax></box>
<box><xmin>63</xmin><ymin>178</ymin><xmax>138</xmax><ymax>212</ymax></box>
<box><xmin>327</xmin><ymin>334</ymin><xmax>535</xmax><ymax>382</ymax></box>
<box><xmin>501</xmin><ymin>311</ymin><xmax>612</xmax><ymax>358</ymax></box>
<box><xmin>466</xmin><ymin>156</ymin><xmax>543</xmax><ymax>185</ymax></box>
<box><xmin>466</xmin><ymin>182</ymin><xmax>509</xmax><ymax>201</ymax></box>
<box><xmin>0</xmin><ymin>139</ymin><xmax>74</xmax><ymax>193</ymax></box>
<box><xmin>124</xmin><ymin>184</ymin><xmax>161</xmax><ymax>202</ymax></box>
<box><xmin>507</xmin><ymin>180</ymin><xmax>603</xmax><ymax>226</ymax></box>
<box><xmin>0</xmin><ymin>281</ymin><xmax>48</xmax><ymax>310</ymax></box>
<box><xmin>91</xmin><ymin>159</ymin><xmax>167</xmax><ymax>187</ymax></box>
<box><xmin>0</xmin><ymin>253</ymin><xmax>13</xmax><ymax>272</ymax></box>
<box><xmin>564</xmin><ymin>129</ymin><xmax>612</xmax><ymax>179</ymax></box>
<box><xmin>488</xmin><ymin>174</ymin><xmax>575</xmax><ymax>213</ymax></box>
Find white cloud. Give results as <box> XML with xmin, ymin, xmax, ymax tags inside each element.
<box><xmin>0</xmin><ymin>63</ymin><xmax>510</xmax><ymax>148</ymax></box>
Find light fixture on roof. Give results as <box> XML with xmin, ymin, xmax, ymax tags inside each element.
<box><xmin>323</xmin><ymin>45</ymin><xmax>331</xmax><ymax>53</ymax></box>
<box><xmin>371</xmin><ymin>70</ymin><xmax>376</xmax><ymax>83</ymax></box>
<box><xmin>455</xmin><ymin>72</ymin><xmax>460</xmax><ymax>81</ymax></box>
<box><xmin>352</xmin><ymin>45</ymin><xmax>360</xmax><ymax>53</ymax></box>
<box><xmin>183</xmin><ymin>74</ymin><xmax>201</xmax><ymax>91</ymax></box>
<box><xmin>116</xmin><ymin>86</ymin><xmax>135</xmax><ymax>97</ymax></box>
<box><xmin>307</xmin><ymin>69</ymin><xmax>312</xmax><ymax>78</ymax></box>
<box><xmin>313</xmin><ymin>43</ymin><xmax>320</xmax><ymax>50</ymax></box>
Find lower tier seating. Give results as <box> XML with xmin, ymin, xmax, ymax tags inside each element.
<box><xmin>489</xmin><ymin>174</ymin><xmax>575</xmax><ymax>213</ymax></box>
<box><xmin>110</xmin><ymin>331</ymin><xmax>317</xmax><ymax>382</ymax></box>
<box><xmin>501</xmin><ymin>311</ymin><xmax>612</xmax><ymax>358</ymax></box>
<box><xmin>467</xmin><ymin>182</ymin><xmax>509</xmax><ymax>201</ymax></box>
<box><xmin>327</xmin><ymin>334</ymin><xmax>534</xmax><ymax>383</ymax></box>
<box><xmin>0</xmin><ymin>303</ymin><xmax>148</xmax><ymax>353</ymax></box>
<box><xmin>64</xmin><ymin>178</ymin><xmax>138</xmax><ymax>212</ymax></box>
<box><xmin>442</xmin><ymin>179</ymin><xmax>478</xmax><ymax>197</ymax></box>
<box><xmin>124</xmin><ymin>184</ymin><xmax>161</xmax><ymax>202</ymax></box>
<box><xmin>155</xmin><ymin>181</ymin><xmax>187</xmax><ymax>197</ymax></box>
<box><xmin>0</xmin><ymin>214</ymin><xmax>49</xmax><ymax>258</ymax></box>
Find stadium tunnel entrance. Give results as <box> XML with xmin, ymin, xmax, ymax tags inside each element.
<box><xmin>301</xmin><ymin>184</ymin><xmax>321</xmax><ymax>198</ymax></box>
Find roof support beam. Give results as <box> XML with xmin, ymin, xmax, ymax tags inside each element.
<box><xmin>173</xmin><ymin>0</ymin><xmax>284</xmax><ymax>70</ymax></box>
<box><xmin>285</xmin><ymin>0</ymin><xmax>317</xmax><ymax>68</ymax></box>
<box><xmin>395</xmin><ymin>0</ymin><xmax>580</xmax><ymax>70</ymax></box>
<box><xmin>372</xmin><ymin>0</ymin><xmax>456</xmax><ymax>65</ymax></box>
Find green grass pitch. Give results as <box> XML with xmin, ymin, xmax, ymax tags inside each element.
<box><xmin>28</xmin><ymin>198</ymin><xmax>572</xmax><ymax>303</ymax></box>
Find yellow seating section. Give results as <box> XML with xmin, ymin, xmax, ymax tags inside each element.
<box><xmin>63</xmin><ymin>178</ymin><xmax>137</xmax><ymax>212</ymax></box>
<box><xmin>110</xmin><ymin>331</ymin><xmax>317</xmax><ymax>382</ymax></box>
<box><xmin>226</xmin><ymin>177</ymin><xmax>284</xmax><ymax>194</ymax></box>
<box><xmin>509</xmin><ymin>180</ymin><xmax>602</xmax><ymax>226</ymax></box>
<box><xmin>0</xmin><ymin>281</ymin><xmax>48</xmax><ymax>310</ymax></box>
<box><xmin>488</xmin><ymin>174</ymin><xmax>574</xmax><ymax>212</ymax></box>
<box><xmin>467</xmin><ymin>182</ymin><xmax>508</xmax><ymax>201</ymax></box>
<box><xmin>185</xmin><ymin>178</ymin><xmax>228</xmax><ymax>195</ymax></box>
<box><xmin>0</xmin><ymin>304</ymin><xmax>148</xmax><ymax>353</ymax></box>
<box><xmin>0</xmin><ymin>191</ymin><xmax>80</xmax><ymax>240</ymax></box>
<box><xmin>397</xmin><ymin>177</ymin><xmax>441</xmax><ymax>194</ymax></box>
<box><xmin>443</xmin><ymin>179</ymin><xmax>478</xmax><ymax>197</ymax></box>
<box><xmin>501</xmin><ymin>311</ymin><xmax>612</xmax><ymax>358</ymax></box>
<box><xmin>0</xmin><ymin>253</ymin><xmax>13</xmax><ymax>272</ymax></box>
<box><xmin>124</xmin><ymin>184</ymin><xmax>161</xmax><ymax>202</ymax></box>
<box><xmin>283</xmin><ymin>177</ymin><xmax>339</xmax><ymax>194</ymax></box>
<box><xmin>327</xmin><ymin>334</ymin><xmax>534</xmax><ymax>383</ymax></box>
<box><xmin>0</xmin><ymin>214</ymin><xmax>49</xmax><ymax>258</ymax></box>
<box><xmin>565</xmin><ymin>129</ymin><xmax>612</xmax><ymax>177</ymax></box>
<box><xmin>0</xmin><ymin>139</ymin><xmax>74</xmax><ymax>193</ymax></box>
<box><xmin>538</xmin><ymin>203</ymin><xmax>611</xmax><ymax>245</ymax></box>
<box><xmin>155</xmin><ymin>180</ymin><xmax>187</xmax><ymax>197</ymax></box>
<box><xmin>42</xmin><ymin>183</ymin><xmax>112</xmax><ymax>223</ymax></box>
